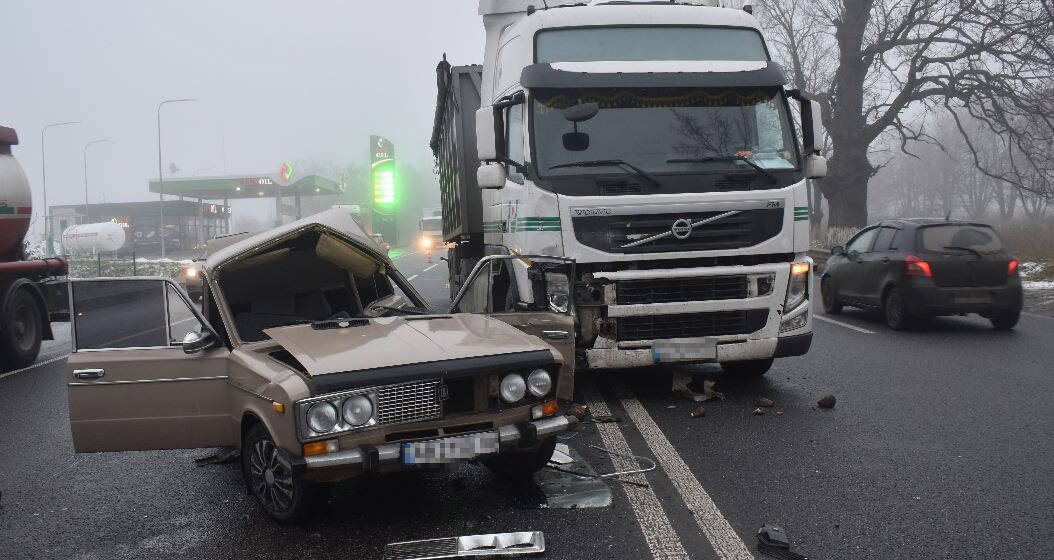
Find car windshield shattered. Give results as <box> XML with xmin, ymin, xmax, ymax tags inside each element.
<box><xmin>216</xmin><ymin>226</ymin><xmax>426</xmax><ymax>342</ymax></box>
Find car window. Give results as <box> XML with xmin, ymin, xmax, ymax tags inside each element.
<box><xmin>873</xmin><ymin>227</ymin><xmax>897</xmax><ymax>251</ymax></box>
<box><xmin>72</xmin><ymin>280</ymin><xmax>171</xmax><ymax>350</ymax></box>
<box><xmin>505</xmin><ymin>102</ymin><xmax>525</xmax><ymax>183</ymax></box>
<box><xmin>845</xmin><ymin>228</ymin><xmax>878</xmax><ymax>254</ymax></box>
<box><xmin>167</xmin><ymin>284</ymin><xmax>205</xmax><ymax>345</ymax></box>
<box><xmin>918</xmin><ymin>224</ymin><xmax>1005</xmax><ymax>253</ymax></box>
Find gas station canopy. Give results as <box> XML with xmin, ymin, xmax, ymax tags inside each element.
<box><xmin>148</xmin><ymin>174</ymin><xmax>341</xmax><ymax>200</ymax></box>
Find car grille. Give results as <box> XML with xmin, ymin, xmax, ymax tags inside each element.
<box><xmin>618</xmin><ymin>309</ymin><xmax>768</xmax><ymax>341</ymax></box>
<box><xmin>376</xmin><ymin>380</ymin><xmax>443</xmax><ymax>426</ymax></box>
<box><xmin>572</xmin><ymin>208</ymin><xmax>783</xmax><ymax>254</ymax></box>
<box><xmin>616</xmin><ymin>276</ymin><xmax>749</xmax><ymax>305</ymax></box>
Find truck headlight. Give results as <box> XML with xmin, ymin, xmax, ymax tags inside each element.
<box><xmin>420</xmin><ymin>237</ymin><xmax>432</xmax><ymax>248</ymax></box>
<box><xmin>500</xmin><ymin>374</ymin><xmax>526</xmax><ymax>403</ymax></box>
<box><xmin>780</xmin><ymin>308</ymin><xmax>809</xmax><ymax>333</ymax></box>
<box><xmin>545</xmin><ymin>272</ymin><xmax>570</xmax><ymax>313</ymax></box>
<box><xmin>784</xmin><ymin>261</ymin><xmax>809</xmax><ymax>311</ymax></box>
<box><xmin>526</xmin><ymin>369</ymin><xmax>552</xmax><ymax>397</ymax></box>
<box><xmin>342</xmin><ymin>395</ymin><xmax>373</xmax><ymax>427</ymax></box>
<box><xmin>306</xmin><ymin>402</ymin><xmax>339</xmax><ymax>433</ymax></box>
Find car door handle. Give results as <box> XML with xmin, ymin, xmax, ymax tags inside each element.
<box><xmin>73</xmin><ymin>369</ymin><xmax>105</xmax><ymax>380</ymax></box>
<box><xmin>542</xmin><ymin>330</ymin><xmax>570</xmax><ymax>340</ymax></box>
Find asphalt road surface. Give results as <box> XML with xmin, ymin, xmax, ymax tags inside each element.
<box><xmin>1</xmin><ymin>250</ymin><xmax>1051</xmax><ymax>559</ymax></box>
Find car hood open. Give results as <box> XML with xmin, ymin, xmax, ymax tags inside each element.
<box><xmin>263</xmin><ymin>314</ymin><xmax>555</xmax><ymax>377</ymax></box>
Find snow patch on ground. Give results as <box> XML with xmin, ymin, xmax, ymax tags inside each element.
<box><xmin>1020</xmin><ymin>261</ymin><xmax>1054</xmax><ymax>290</ymax></box>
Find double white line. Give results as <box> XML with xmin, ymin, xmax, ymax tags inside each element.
<box><xmin>582</xmin><ymin>378</ymin><xmax>754</xmax><ymax>560</ymax></box>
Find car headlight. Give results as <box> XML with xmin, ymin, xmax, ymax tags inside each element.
<box><xmin>183</xmin><ymin>267</ymin><xmax>198</xmax><ymax>278</ymax></box>
<box><xmin>545</xmin><ymin>272</ymin><xmax>570</xmax><ymax>313</ymax></box>
<box><xmin>420</xmin><ymin>237</ymin><xmax>432</xmax><ymax>248</ymax></box>
<box><xmin>306</xmin><ymin>402</ymin><xmax>339</xmax><ymax>433</ymax></box>
<box><xmin>526</xmin><ymin>369</ymin><xmax>552</xmax><ymax>397</ymax></box>
<box><xmin>342</xmin><ymin>395</ymin><xmax>373</xmax><ymax>427</ymax></box>
<box><xmin>500</xmin><ymin>373</ymin><xmax>526</xmax><ymax>403</ymax></box>
<box><xmin>784</xmin><ymin>261</ymin><xmax>809</xmax><ymax>311</ymax></box>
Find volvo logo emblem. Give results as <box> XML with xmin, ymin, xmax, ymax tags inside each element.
<box><xmin>671</xmin><ymin>218</ymin><xmax>693</xmax><ymax>240</ymax></box>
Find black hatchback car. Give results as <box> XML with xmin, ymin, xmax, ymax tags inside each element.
<box><xmin>821</xmin><ymin>219</ymin><xmax>1023</xmax><ymax>330</ymax></box>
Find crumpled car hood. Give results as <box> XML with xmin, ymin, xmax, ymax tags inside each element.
<box><xmin>263</xmin><ymin>314</ymin><xmax>553</xmax><ymax>377</ymax></box>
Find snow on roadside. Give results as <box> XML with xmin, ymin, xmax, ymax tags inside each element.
<box><xmin>1021</xmin><ymin>261</ymin><xmax>1054</xmax><ymax>290</ymax></box>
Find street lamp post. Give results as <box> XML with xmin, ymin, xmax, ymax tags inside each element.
<box><xmin>83</xmin><ymin>139</ymin><xmax>113</xmax><ymax>223</ymax></box>
<box><xmin>41</xmin><ymin>121</ymin><xmax>80</xmax><ymax>256</ymax></box>
<box><xmin>156</xmin><ymin>98</ymin><xmax>196</xmax><ymax>259</ymax></box>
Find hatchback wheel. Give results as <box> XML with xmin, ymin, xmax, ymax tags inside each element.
<box><xmin>821</xmin><ymin>277</ymin><xmax>842</xmax><ymax>314</ymax></box>
<box><xmin>882</xmin><ymin>286</ymin><xmax>912</xmax><ymax>331</ymax></box>
<box><xmin>242</xmin><ymin>423</ymin><xmax>328</xmax><ymax>523</ymax></box>
<box><xmin>989</xmin><ymin>309</ymin><xmax>1020</xmax><ymax>331</ymax></box>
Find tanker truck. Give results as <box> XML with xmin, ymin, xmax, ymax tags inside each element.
<box><xmin>431</xmin><ymin>0</ymin><xmax>827</xmax><ymax>375</ymax></box>
<box><xmin>0</xmin><ymin>126</ymin><xmax>68</xmax><ymax>369</ymax></box>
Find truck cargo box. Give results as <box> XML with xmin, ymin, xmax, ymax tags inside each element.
<box><xmin>430</xmin><ymin>59</ymin><xmax>483</xmax><ymax>244</ymax></box>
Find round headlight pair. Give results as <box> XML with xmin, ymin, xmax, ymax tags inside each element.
<box><xmin>499</xmin><ymin>370</ymin><xmax>552</xmax><ymax>403</ymax></box>
<box><xmin>306</xmin><ymin>395</ymin><xmax>373</xmax><ymax>433</ymax></box>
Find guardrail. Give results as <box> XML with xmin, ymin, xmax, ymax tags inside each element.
<box><xmin>808</xmin><ymin>248</ymin><xmax>831</xmax><ymax>272</ymax></box>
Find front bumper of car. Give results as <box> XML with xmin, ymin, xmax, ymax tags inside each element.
<box><xmin>289</xmin><ymin>413</ymin><xmax>579</xmax><ymax>478</ymax></box>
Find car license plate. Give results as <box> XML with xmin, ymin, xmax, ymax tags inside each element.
<box><xmin>401</xmin><ymin>432</ymin><xmax>500</xmax><ymax>465</ymax></box>
<box><xmin>652</xmin><ymin>338</ymin><xmax>717</xmax><ymax>363</ymax></box>
<box><xmin>955</xmin><ymin>291</ymin><xmax>991</xmax><ymax>304</ymax></box>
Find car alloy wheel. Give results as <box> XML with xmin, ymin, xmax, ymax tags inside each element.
<box><xmin>249</xmin><ymin>439</ymin><xmax>295</xmax><ymax>514</ymax></box>
<box><xmin>883</xmin><ymin>287</ymin><xmax>911</xmax><ymax>331</ymax></box>
<box><xmin>821</xmin><ymin>277</ymin><xmax>842</xmax><ymax>314</ymax></box>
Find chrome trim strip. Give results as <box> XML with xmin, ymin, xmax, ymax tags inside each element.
<box><xmin>68</xmin><ymin>375</ymin><xmax>229</xmax><ymax>387</ymax></box>
<box><xmin>229</xmin><ymin>382</ymin><xmax>274</xmax><ymax>403</ymax></box>
<box><xmin>571</xmin><ymin>199</ymin><xmax>782</xmax><ymax>218</ymax></box>
<box><xmin>621</xmin><ymin>210</ymin><xmax>741</xmax><ymax>249</ymax></box>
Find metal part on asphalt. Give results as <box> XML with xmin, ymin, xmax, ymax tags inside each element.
<box><xmin>383</xmin><ymin>531</ymin><xmax>545</xmax><ymax>559</ymax></box>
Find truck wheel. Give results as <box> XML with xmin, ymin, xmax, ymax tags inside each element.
<box><xmin>242</xmin><ymin>423</ymin><xmax>328</xmax><ymax>523</ymax></box>
<box><xmin>482</xmin><ymin>436</ymin><xmax>557</xmax><ymax>481</ymax></box>
<box><xmin>721</xmin><ymin>358</ymin><xmax>774</xmax><ymax>377</ymax></box>
<box><xmin>0</xmin><ymin>289</ymin><xmax>43</xmax><ymax>370</ymax></box>
<box><xmin>989</xmin><ymin>309</ymin><xmax>1020</xmax><ymax>331</ymax></box>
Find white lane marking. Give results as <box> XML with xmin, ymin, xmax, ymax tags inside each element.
<box><xmin>814</xmin><ymin>314</ymin><xmax>876</xmax><ymax>334</ymax></box>
<box><xmin>423</xmin><ymin>263</ymin><xmax>440</xmax><ymax>273</ymax></box>
<box><xmin>612</xmin><ymin>380</ymin><xmax>754</xmax><ymax>560</ymax></box>
<box><xmin>406</xmin><ymin>275</ymin><xmax>419</xmax><ymax>281</ymax></box>
<box><xmin>0</xmin><ymin>354</ymin><xmax>70</xmax><ymax>381</ymax></box>
<box><xmin>1022</xmin><ymin>312</ymin><xmax>1054</xmax><ymax>321</ymax></box>
<box><xmin>580</xmin><ymin>379</ymin><xmax>690</xmax><ymax>560</ymax></box>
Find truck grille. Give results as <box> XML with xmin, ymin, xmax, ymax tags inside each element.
<box><xmin>617</xmin><ymin>276</ymin><xmax>749</xmax><ymax>305</ymax></box>
<box><xmin>572</xmin><ymin>208</ymin><xmax>783</xmax><ymax>254</ymax></box>
<box><xmin>376</xmin><ymin>380</ymin><xmax>443</xmax><ymax>426</ymax></box>
<box><xmin>618</xmin><ymin>310</ymin><xmax>768</xmax><ymax>341</ymax></box>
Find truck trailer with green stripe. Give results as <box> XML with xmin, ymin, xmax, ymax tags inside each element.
<box><xmin>431</xmin><ymin>0</ymin><xmax>828</xmax><ymax>375</ymax></box>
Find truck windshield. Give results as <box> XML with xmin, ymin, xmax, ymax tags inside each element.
<box><xmin>421</xmin><ymin>218</ymin><xmax>442</xmax><ymax>231</ymax></box>
<box><xmin>532</xmin><ymin>87</ymin><xmax>800</xmax><ymax>182</ymax></box>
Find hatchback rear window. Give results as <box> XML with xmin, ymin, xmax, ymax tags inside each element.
<box><xmin>918</xmin><ymin>225</ymin><xmax>1005</xmax><ymax>253</ymax></box>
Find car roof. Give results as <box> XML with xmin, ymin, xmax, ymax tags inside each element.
<box><xmin>876</xmin><ymin>217</ymin><xmax>993</xmax><ymax>229</ymax></box>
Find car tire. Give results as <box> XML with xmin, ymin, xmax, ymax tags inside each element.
<box><xmin>882</xmin><ymin>286</ymin><xmax>913</xmax><ymax>331</ymax></box>
<box><xmin>0</xmin><ymin>289</ymin><xmax>43</xmax><ymax>370</ymax></box>
<box><xmin>482</xmin><ymin>436</ymin><xmax>557</xmax><ymax>481</ymax></box>
<box><xmin>242</xmin><ymin>423</ymin><xmax>328</xmax><ymax>523</ymax></box>
<box><xmin>721</xmin><ymin>358</ymin><xmax>774</xmax><ymax>377</ymax></box>
<box><xmin>989</xmin><ymin>309</ymin><xmax>1020</xmax><ymax>331</ymax></box>
<box><xmin>821</xmin><ymin>277</ymin><xmax>843</xmax><ymax>314</ymax></box>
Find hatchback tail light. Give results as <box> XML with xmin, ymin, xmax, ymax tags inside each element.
<box><xmin>1008</xmin><ymin>259</ymin><xmax>1019</xmax><ymax>277</ymax></box>
<box><xmin>905</xmin><ymin>255</ymin><xmax>932</xmax><ymax>277</ymax></box>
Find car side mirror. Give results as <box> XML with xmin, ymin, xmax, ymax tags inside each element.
<box><xmin>805</xmin><ymin>154</ymin><xmax>827</xmax><ymax>179</ymax></box>
<box><xmin>831</xmin><ymin>245</ymin><xmax>845</xmax><ymax>256</ymax></box>
<box><xmin>183</xmin><ymin>330</ymin><xmax>217</xmax><ymax>354</ymax></box>
<box><xmin>477</xmin><ymin>163</ymin><xmax>507</xmax><ymax>189</ymax></box>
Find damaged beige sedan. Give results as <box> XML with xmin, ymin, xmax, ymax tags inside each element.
<box><xmin>65</xmin><ymin>209</ymin><xmax>580</xmax><ymax>522</ymax></box>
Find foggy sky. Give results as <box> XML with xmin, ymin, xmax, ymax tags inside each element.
<box><xmin>1</xmin><ymin>1</ymin><xmax>484</xmax><ymax>234</ymax></box>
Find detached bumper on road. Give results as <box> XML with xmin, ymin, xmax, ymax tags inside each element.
<box><xmin>292</xmin><ymin>414</ymin><xmax>578</xmax><ymax>474</ymax></box>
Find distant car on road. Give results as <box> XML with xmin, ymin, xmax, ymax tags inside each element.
<box><xmin>821</xmin><ymin>219</ymin><xmax>1023</xmax><ymax>330</ymax></box>
<box><xmin>176</xmin><ymin>261</ymin><xmax>203</xmax><ymax>301</ymax></box>
<box><xmin>368</xmin><ymin>233</ymin><xmax>390</xmax><ymax>255</ymax></box>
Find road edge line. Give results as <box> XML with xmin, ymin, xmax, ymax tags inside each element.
<box><xmin>612</xmin><ymin>380</ymin><xmax>755</xmax><ymax>560</ymax></box>
<box><xmin>814</xmin><ymin>314</ymin><xmax>876</xmax><ymax>334</ymax></box>
<box><xmin>580</xmin><ymin>379</ymin><xmax>691</xmax><ymax>560</ymax></box>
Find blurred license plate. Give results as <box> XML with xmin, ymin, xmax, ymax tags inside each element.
<box><xmin>402</xmin><ymin>432</ymin><xmax>500</xmax><ymax>465</ymax></box>
<box><xmin>652</xmin><ymin>339</ymin><xmax>717</xmax><ymax>363</ymax></box>
<box><xmin>955</xmin><ymin>291</ymin><xmax>991</xmax><ymax>303</ymax></box>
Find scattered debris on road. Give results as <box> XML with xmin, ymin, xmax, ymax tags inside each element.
<box><xmin>590</xmin><ymin>415</ymin><xmax>623</xmax><ymax>424</ymax></box>
<box><xmin>537</xmin><ymin>444</ymin><xmax>613</xmax><ymax>508</ymax></box>
<box><xmin>757</xmin><ymin>524</ymin><xmax>809</xmax><ymax>559</ymax></box>
<box><xmin>383</xmin><ymin>531</ymin><xmax>546</xmax><ymax>560</ymax></box>
<box><xmin>817</xmin><ymin>395</ymin><xmax>837</xmax><ymax>409</ymax></box>
<box><xmin>757</xmin><ymin>398</ymin><xmax>776</xmax><ymax>408</ymax></box>
<box><xmin>753</xmin><ymin>407</ymin><xmax>765</xmax><ymax>416</ymax></box>
<box><xmin>776</xmin><ymin>411</ymin><xmax>784</xmax><ymax>416</ymax></box>
<box><xmin>690</xmin><ymin>406</ymin><xmax>706</xmax><ymax>417</ymax></box>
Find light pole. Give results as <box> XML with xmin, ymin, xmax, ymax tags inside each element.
<box><xmin>157</xmin><ymin>98</ymin><xmax>196</xmax><ymax>259</ymax></box>
<box><xmin>83</xmin><ymin>139</ymin><xmax>113</xmax><ymax>223</ymax></box>
<box><xmin>41</xmin><ymin>121</ymin><xmax>80</xmax><ymax>256</ymax></box>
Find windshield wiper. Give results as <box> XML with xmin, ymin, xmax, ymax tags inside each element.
<box><xmin>943</xmin><ymin>245</ymin><xmax>983</xmax><ymax>257</ymax></box>
<box><xmin>374</xmin><ymin>304</ymin><xmax>431</xmax><ymax>316</ymax></box>
<box><xmin>550</xmin><ymin>159</ymin><xmax>662</xmax><ymax>189</ymax></box>
<box><xmin>667</xmin><ymin>155</ymin><xmax>778</xmax><ymax>185</ymax></box>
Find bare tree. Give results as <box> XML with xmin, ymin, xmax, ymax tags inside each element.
<box><xmin>759</xmin><ymin>0</ymin><xmax>1054</xmax><ymax>227</ymax></box>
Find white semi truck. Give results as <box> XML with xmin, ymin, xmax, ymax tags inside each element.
<box><xmin>431</xmin><ymin>0</ymin><xmax>827</xmax><ymax>375</ymax></box>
